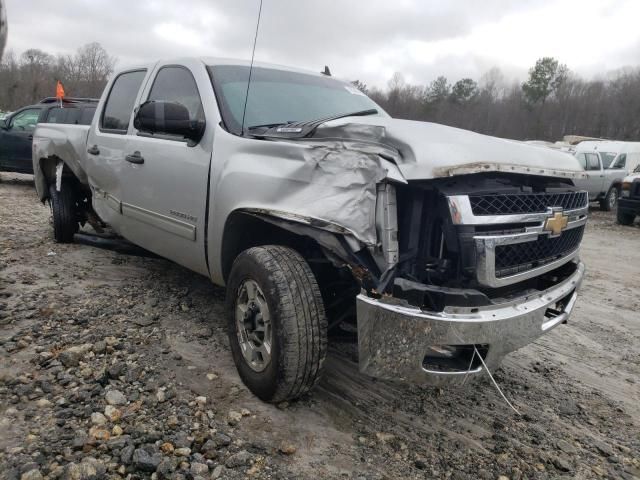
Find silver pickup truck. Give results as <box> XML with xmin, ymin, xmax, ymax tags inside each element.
<box><xmin>573</xmin><ymin>141</ymin><xmax>640</xmax><ymax>211</ymax></box>
<box><xmin>33</xmin><ymin>58</ymin><xmax>588</xmax><ymax>402</ymax></box>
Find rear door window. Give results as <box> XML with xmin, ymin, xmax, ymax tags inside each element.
<box><xmin>101</xmin><ymin>70</ymin><xmax>147</xmax><ymax>133</ymax></box>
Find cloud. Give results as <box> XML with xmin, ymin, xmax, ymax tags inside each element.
<box><xmin>4</xmin><ymin>0</ymin><xmax>640</xmax><ymax>88</ymax></box>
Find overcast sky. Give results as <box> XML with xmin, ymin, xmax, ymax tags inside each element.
<box><xmin>5</xmin><ymin>0</ymin><xmax>640</xmax><ymax>88</ymax></box>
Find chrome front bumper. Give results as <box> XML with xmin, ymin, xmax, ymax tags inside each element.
<box><xmin>356</xmin><ymin>261</ymin><xmax>585</xmax><ymax>386</ymax></box>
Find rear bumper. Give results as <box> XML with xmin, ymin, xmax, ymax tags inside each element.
<box><xmin>619</xmin><ymin>198</ymin><xmax>640</xmax><ymax>215</ymax></box>
<box><xmin>357</xmin><ymin>261</ymin><xmax>585</xmax><ymax>385</ymax></box>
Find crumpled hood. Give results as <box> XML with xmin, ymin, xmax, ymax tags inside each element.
<box><xmin>315</xmin><ymin>117</ymin><xmax>584</xmax><ymax>181</ymax></box>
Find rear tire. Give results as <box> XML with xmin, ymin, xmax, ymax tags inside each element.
<box><xmin>600</xmin><ymin>187</ymin><xmax>619</xmax><ymax>211</ymax></box>
<box><xmin>226</xmin><ymin>245</ymin><xmax>327</xmax><ymax>402</ymax></box>
<box><xmin>49</xmin><ymin>183</ymin><xmax>78</xmax><ymax>243</ymax></box>
<box><xmin>617</xmin><ymin>209</ymin><xmax>635</xmax><ymax>225</ymax></box>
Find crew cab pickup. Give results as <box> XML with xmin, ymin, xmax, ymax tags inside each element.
<box><xmin>573</xmin><ymin>140</ymin><xmax>640</xmax><ymax>211</ymax></box>
<box><xmin>33</xmin><ymin>58</ymin><xmax>588</xmax><ymax>402</ymax></box>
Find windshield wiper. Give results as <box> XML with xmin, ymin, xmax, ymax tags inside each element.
<box><xmin>249</xmin><ymin>108</ymin><xmax>378</xmax><ymax>139</ymax></box>
<box><xmin>246</xmin><ymin>121</ymin><xmax>296</xmax><ymax>131</ymax></box>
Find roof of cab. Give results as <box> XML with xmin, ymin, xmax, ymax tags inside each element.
<box><xmin>116</xmin><ymin>57</ymin><xmax>334</xmax><ymax>80</ymax></box>
<box><xmin>575</xmin><ymin>140</ymin><xmax>640</xmax><ymax>153</ymax></box>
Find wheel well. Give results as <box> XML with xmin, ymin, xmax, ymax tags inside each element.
<box><xmin>221</xmin><ymin>211</ymin><xmax>324</xmax><ymax>283</ymax></box>
<box><xmin>38</xmin><ymin>156</ymin><xmax>82</xmax><ymax>197</ymax></box>
<box><xmin>220</xmin><ymin>211</ymin><xmax>361</xmax><ymax>330</ymax></box>
<box><xmin>38</xmin><ymin>157</ymin><xmax>58</xmax><ymax>187</ymax></box>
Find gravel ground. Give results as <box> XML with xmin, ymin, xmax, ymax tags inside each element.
<box><xmin>0</xmin><ymin>172</ymin><xmax>638</xmax><ymax>480</ymax></box>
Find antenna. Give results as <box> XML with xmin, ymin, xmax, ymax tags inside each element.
<box><xmin>241</xmin><ymin>0</ymin><xmax>263</xmax><ymax>134</ymax></box>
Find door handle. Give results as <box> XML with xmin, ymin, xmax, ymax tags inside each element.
<box><xmin>28</xmin><ymin>135</ymin><xmax>33</xmax><ymax>140</ymax></box>
<box><xmin>87</xmin><ymin>145</ymin><xmax>100</xmax><ymax>155</ymax></box>
<box><xmin>125</xmin><ymin>151</ymin><xmax>144</xmax><ymax>164</ymax></box>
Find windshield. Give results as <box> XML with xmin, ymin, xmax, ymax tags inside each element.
<box><xmin>208</xmin><ymin>65</ymin><xmax>388</xmax><ymax>135</ymax></box>
<box><xmin>599</xmin><ymin>152</ymin><xmax>617</xmax><ymax>169</ymax></box>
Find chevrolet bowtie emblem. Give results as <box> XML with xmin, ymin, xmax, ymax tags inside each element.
<box><xmin>544</xmin><ymin>211</ymin><xmax>569</xmax><ymax>236</ymax></box>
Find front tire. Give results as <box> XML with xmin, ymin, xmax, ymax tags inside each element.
<box><xmin>226</xmin><ymin>245</ymin><xmax>327</xmax><ymax>402</ymax></box>
<box><xmin>49</xmin><ymin>183</ymin><xmax>78</xmax><ymax>243</ymax></box>
<box><xmin>600</xmin><ymin>187</ymin><xmax>619</xmax><ymax>211</ymax></box>
<box><xmin>617</xmin><ymin>209</ymin><xmax>635</xmax><ymax>225</ymax></box>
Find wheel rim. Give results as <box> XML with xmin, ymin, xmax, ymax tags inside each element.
<box><xmin>235</xmin><ymin>279</ymin><xmax>272</xmax><ymax>372</ymax></box>
<box><xmin>609</xmin><ymin>191</ymin><xmax>617</xmax><ymax>209</ymax></box>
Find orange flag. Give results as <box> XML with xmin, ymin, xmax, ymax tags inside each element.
<box><xmin>56</xmin><ymin>80</ymin><xmax>65</xmax><ymax>99</ymax></box>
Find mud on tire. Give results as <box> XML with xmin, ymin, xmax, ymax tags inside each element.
<box><xmin>226</xmin><ymin>245</ymin><xmax>328</xmax><ymax>402</ymax></box>
<box><xmin>49</xmin><ymin>183</ymin><xmax>78</xmax><ymax>243</ymax></box>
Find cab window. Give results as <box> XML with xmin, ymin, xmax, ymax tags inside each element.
<box><xmin>145</xmin><ymin>66</ymin><xmax>205</xmax><ymax>138</ymax></box>
<box><xmin>610</xmin><ymin>154</ymin><xmax>626</xmax><ymax>169</ymax></box>
<box><xmin>576</xmin><ymin>153</ymin><xmax>588</xmax><ymax>170</ymax></box>
<box><xmin>10</xmin><ymin>109</ymin><xmax>41</xmax><ymax>131</ymax></box>
<box><xmin>101</xmin><ymin>70</ymin><xmax>147</xmax><ymax>133</ymax></box>
<box><xmin>599</xmin><ymin>152</ymin><xmax>616</xmax><ymax>169</ymax></box>
<box><xmin>586</xmin><ymin>153</ymin><xmax>600</xmax><ymax>171</ymax></box>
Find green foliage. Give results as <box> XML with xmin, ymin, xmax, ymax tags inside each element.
<box><xmin>522</xmin><ymin>57</ymin><xmax>568</xmax><ymax>106</ymax></box>
<box><xmin>450</xmin><ymin>78</ymin><xmax>478</xmax><ymax>104</ymax></box>
<box><xmin>425</xmin><ymin>76</ymin><xmax>449</xmax><ymax>104</ymax></box>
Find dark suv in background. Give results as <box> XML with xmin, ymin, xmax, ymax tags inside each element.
<box><xmin>0</xmin><ymin>97</ymin><xmax>97</xmax><ymax>174</ymax></box>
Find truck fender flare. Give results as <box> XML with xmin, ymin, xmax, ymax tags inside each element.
<box><xmin>219</xmin><ymin>209</ymin><xmax>379</xmax><ymax>285</ymax></box>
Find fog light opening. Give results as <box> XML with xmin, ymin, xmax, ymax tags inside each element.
<box><xmin>422</xmin><ymin>344</ymin><xmax>489</xmax><ymax>373</ymax></box>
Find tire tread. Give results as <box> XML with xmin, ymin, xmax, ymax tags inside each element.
<box><xmin>49</xmin><ymin>183</ymin><xmax>78</xmax><ymax>243</ymax></box>
<box><xmin>228</xmin><ymin>245</ymin><xmax>327</xmax><ymax>402</ymax></box>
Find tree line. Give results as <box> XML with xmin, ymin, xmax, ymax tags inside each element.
<box><xmin>360</xmin><ymin>57</ymin><xmax>640</xmax><ymax>141</ymax></box>
<box><xmin>0</xmin><ymin>42</ymin><xmax>115</xmax><ymax>111</ymax></box>
<box><xmin>1</xmin><ymin>43</ymin><xmax>639</xmax><ymax>142</ymax></box>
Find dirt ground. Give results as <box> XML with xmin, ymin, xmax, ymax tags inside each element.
<box><xmin>0</xmin><ymin>171</ymin><xmax>638</xmax><ymax>480</ymax></box>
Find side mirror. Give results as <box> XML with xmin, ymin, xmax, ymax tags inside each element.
<box><xmin>134</xmin><ymin>100</ymin><xmax>205</xmax><ymax>143</ymax></box>
<box><xmin>0</xmin><ymin>118</ymin><xmax>7</xmax><ymax>129</ymax></box>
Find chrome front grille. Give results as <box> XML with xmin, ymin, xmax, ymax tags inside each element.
<box><xmin>495</xmin><ymin>225</ymin><xmax>585</xmax><ymax>278</ymax></box>
<box><xmin>469</xmin><ymin>191</ymin><xmax>588</xmax><ymax>215</ymax></box>
<box><xmin>447</xmin><ymin>193</ymin><xmax>588</xmax><ymax>288</ymax></box>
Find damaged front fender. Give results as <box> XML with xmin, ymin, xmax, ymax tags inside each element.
<box><xmin>208</xmin><ymin>125</ymin><xmax>406</xmax><ymax>285</ymax></box>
